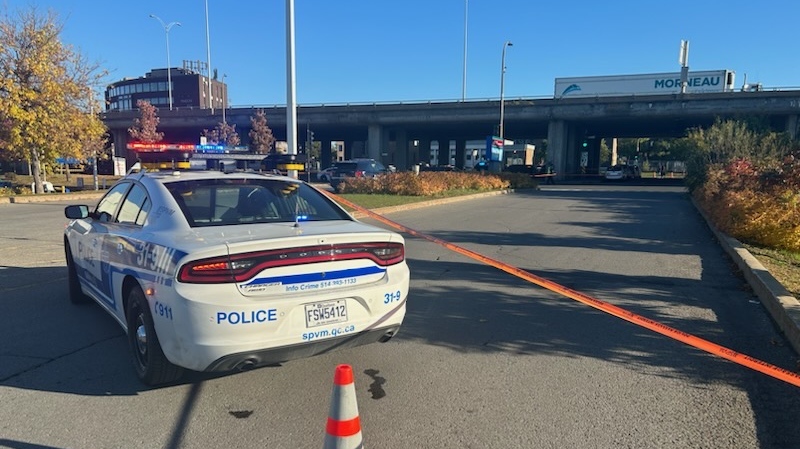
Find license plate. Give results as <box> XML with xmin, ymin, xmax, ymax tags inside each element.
<box><xmin>304</xmin><ymin>300</ymin><xmax>348</xmax><ymax>328</ymax></box>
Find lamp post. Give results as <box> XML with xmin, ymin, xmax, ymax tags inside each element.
<box><xmin>205</xmin><ymin>0</ymin><xmax>213</xmax><ymax>113</ymax></box>
<box><xmin>150</xmin><ymin>14</ymin><xmax>181</xmax><ymax>110</ymax></box>
<box><xmin>462</xmin><ymin>0</ymin><xmax>468</xmax><ymax>101</ymax></box>
<box><xmin>499</xmin><ymin>40</ymin><xmax>513</xmax><ymax>142</ymax></box>
<box><xmin>221</xmin><ymin>73</ymin><xmax>227</xmax><ymax>125</ymax></box>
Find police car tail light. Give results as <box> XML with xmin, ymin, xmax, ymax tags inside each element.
<box><xmin>368</xmin><ymin>244</ymin><xmax>404</xmax><ymax>264</ymax></box>
<box><xmin>178</xmin><ymin>258</ymin><xmax>238</xmax><ymax>283</ymax></box>
<box><xmin>177</xmin><ymin>243</ymin><xmax>404</xmax><ymax>284</ymax></box>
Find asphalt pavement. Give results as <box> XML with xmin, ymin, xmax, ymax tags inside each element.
<box><xmin>3</xmin><ymin>179</ymin><xmax>799</xmax><ymax>357</ymax></box>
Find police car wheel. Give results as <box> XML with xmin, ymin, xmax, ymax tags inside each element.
<box><xmin>126</xmin><ymin>287</ymin><xmax>183</xmax><ymax>386</ymax></box>
<box><xmin>65</xmin><ymin>244</ymin><xmax>90</xmax><ymax>304</ymax></box>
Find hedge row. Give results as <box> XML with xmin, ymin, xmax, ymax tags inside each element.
<box><xmin>693</xmin><ymin>152</ymin><xmax>800</xmax><ymax>252</ymax></box>
<box><xmin>333</xmin><ymin>171</ymin><xmax>536</xmax><ymax>195</ymax></box>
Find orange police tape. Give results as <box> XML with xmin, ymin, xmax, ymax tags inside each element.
<box><xmin>325</xmin><ymin>191</ymin><xmax>800</xmax><ymax>389</ymax></box>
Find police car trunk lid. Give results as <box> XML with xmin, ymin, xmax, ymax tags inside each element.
<box><xmin>181</xmin><ymin>221</ymin><xmax>403</xmax><ymax>296</ymax></box>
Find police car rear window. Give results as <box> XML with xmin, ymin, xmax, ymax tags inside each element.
<box><xmin>166</xmin><ymin>179</ymin><xmax>350</xmax><ymax>227</ymax></box>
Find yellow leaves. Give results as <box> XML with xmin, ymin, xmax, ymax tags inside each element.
<box><xmin>1</xmin><ymin>5</ymin><xmax>107</xmax><ymax>164</ymax></box>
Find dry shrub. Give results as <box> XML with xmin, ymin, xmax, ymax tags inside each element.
<box><xmin>695</xmin><ymin>153</ymin><xmax>800</xmax><ymax>252</ymax></box>
<box><xmin>333</xmin><ymin>171</ymin><xmax>515</xmax><ymax>195</ymax></box>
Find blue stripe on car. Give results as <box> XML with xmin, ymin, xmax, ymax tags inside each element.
<box><xmin>244</xmin><ymin>266</ymin><xmax>386</xmax><ymax>286</ymax></box>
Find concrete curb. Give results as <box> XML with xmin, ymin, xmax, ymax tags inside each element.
<box><xmin>3</xmin><ymin>191</ymin><xmax>105</xmax><ymax>204</ymax></box>
<box><xmin>692</xmin><ymin>197</ymin><xmax>800</xmax><ymax>355</ymax></box>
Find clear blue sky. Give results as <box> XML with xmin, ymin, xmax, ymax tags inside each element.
<box><xmin>7</xmin><ymin>0</ymin><xmax>800</xmax><ymax>107</ymax></box>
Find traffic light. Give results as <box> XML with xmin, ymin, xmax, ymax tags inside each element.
<box><xmin>581</xmin><ymin>139</ymin><xmax>588</xmax><ymax>148</ymax></box>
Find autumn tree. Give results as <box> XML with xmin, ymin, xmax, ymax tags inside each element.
<box><xmin>0</xmin><ymin>6</ymin><xmax>107</xmax><ymax>193</ymax></box>
<box><xmin>202</xmin><ymin>121</ymin><xmax>240</xmax><ymax>147</ymax></box>
<box><xmin>248</xmin><ymin>109</ymin><xmax>275</xmax><ymax>154</ymax></box>
<box><xmin>128</xmin><ymin>100</ymin><xmax>163</xmax><ymax>143</ymax></box>
<box><xmin>61</xmin><ymin>101</ymin><xmax>107</xmax><ymax>182</ymax></box>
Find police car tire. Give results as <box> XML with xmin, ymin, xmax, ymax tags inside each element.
<box><xmin>65</xmin><ymin>245</ymin><xmax>91</xmax><ymax>304</ymax></box>
<box><xmin>126</xmin><ymin>287</ymin><xmax>184</xmax><ymax>385</ymax></box>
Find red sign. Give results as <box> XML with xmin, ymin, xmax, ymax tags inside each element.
<box><xmin>127</xmin><ymin>142</ymin><xmax>196</xmax><ymax>152</ymax></box>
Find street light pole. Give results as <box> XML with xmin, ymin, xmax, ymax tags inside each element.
<box><xmin>150</xmin><ymin>14</ymin><xmax>181</xmax><ymax>111</ymax></box>
<box><xmin>286</xmin><ymin>0</ymin><xmax>299</xmax><ymax>178</ymax></box>
<box><xmin>462</xmin><ymin>0</ymin><xmax>468</xmax><ymax>101</ymax></box>
<box><xmin>499</xmin><ymin>40</ymin><xmax>513</xmax><ymax>141</ymax></box>
<box><xmin>205</xmin><ymin>0</ymin><xmax>213</xmax><ymax>113</ymax></box>
<box><xmin>221</xmin><ymin>73</ymin><xmax>227</xmax><ymax>125</ymax></box>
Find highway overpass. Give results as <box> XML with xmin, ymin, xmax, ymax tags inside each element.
<box><xmin>101</xmin><ymin>90</ymin><xmax>800</xmax><ymax>177</ymax></box>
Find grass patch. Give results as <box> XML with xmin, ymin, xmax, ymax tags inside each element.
<box><xmin>337</xmin><ymin>189</ymin><xmax>500</xmax><ymax>210</ymax></box>
<box><xmin>742</xmin><ymin>243</ymin><xmax>800</xmax><ymax>299</ymax></box>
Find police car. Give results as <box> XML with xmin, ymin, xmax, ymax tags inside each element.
<box><xmin>64</xmin><ymin>165</ymin><xmax>409</xmax><ymax>385</ymax></box>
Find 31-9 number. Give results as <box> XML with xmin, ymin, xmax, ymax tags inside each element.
<box><xmin>384</xmin><ymin>290</ymin><xmax>402</xmax><ymax>304</ymax></box>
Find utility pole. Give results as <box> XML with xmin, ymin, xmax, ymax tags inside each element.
<box><xmin>285</xmin><ymin>0</ymin><xmax>298</xmax><ymax>178</ymax></box>
<box><xmin>679</xmin><ymin>39</ymin><xmax>689</xmax><ymax>94</ymax></box>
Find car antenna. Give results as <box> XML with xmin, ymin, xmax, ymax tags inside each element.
<box><xmin>127</xmin><ymin>159</ymin><xmax>146</xmax><ymax>176</ymax></box>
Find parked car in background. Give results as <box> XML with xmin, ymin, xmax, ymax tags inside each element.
<box><xmin>503</xmin><ymin>164</ymin><xmax>534</xmax><ymax>176</ymax></box>
<box><xmin>624</xmin><ymin>165</ymin><xmax>641</xmax><ymax>179</ymax></box>
<box><xmin>316</xmin><ymin>166</ymin><xmax>337</xmax><ymax>182</ymax></box>
<box><xmin>605</xmin><ymin>164</ymin><xmax>640</xmax><ymax>181</ymax></box>
<box><xmin>329</xmin><ymin>159</ymin><xmax>389</xmax><ymax>189</ymax></box>
<box><xmin>605</xmin><ymin>165</ymin><xmax>626</xmax><ymax>181</ymax></box>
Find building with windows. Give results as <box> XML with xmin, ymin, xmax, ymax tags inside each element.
<box><xmin>105</xmin><ymin>61</ymin><xmax>226</xmax><ymax>111</ymax></box>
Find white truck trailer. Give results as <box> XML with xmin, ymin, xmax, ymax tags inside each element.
<box><xmin>554</xmin><ymin>70</ymin><xmax>735</xmax><ymax>98</ymax></box>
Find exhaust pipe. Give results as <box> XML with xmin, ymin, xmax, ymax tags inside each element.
<box><xmin>235</xmin><ymin>358</ymin><xmax>258</xmax><ymax>371</ymax></box>
<box><xmin>379</xmin><ymin>331</ymin><xmax>395</xmax><ymax>343</ymax></box>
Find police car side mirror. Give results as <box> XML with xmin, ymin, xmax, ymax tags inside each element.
<box><xmin>64</xmin><ymin>205</ymin><xmax>89</xmax><ymax>219</ymax></box>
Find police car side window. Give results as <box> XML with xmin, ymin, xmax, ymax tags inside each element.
<box><xmin>117</xmin><ymin>184</ymin><xmax>150</xmax><ymax>226</ymax></box>
<box><xmin>95</xmin><ymin>182</ymin><xmax>131</xmax><ymax>222</ymax></box>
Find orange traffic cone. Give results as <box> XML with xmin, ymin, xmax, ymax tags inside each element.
<box><xmin>323</xmin><ymin>364</ymin><xmax>363</xmax><ymax>449</ymax></box>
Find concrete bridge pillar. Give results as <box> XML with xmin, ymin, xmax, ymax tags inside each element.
<box><xmin>319</xmin><ymin>139</ymin><xmax>332</xmax><ymax>168</ymax></box>
<box><xmin>547</xmin><ymin>120</ymin><xmax>569</xmax><ymax>178</ymax></box>
<box><xmin>394</xmin><ymin>129</ymin><xmax>409</xmax><ymax>170</ymax></box>
<box><xmin>455</xmin><ymin>139</ymin><xmax>466</xmax><ymax>169</ymax></box>
<box><xmin>611</xmin><ymin>138</ymin><xmax>618</xmax><ymax>166</ymax></box>
<box><xmin>437</xmin><ymin>138</ymin><xmax>451</xmax><ymax>166</ymax></box>
<box><xmin>367</xmin><ymin>124</ymin><xmax>383</xmax><ymax>161</ymax></box>
<box><xmin>418</xmin><ymin>138</ymin><xmax>432</xmax><ymax>166</ymax></box>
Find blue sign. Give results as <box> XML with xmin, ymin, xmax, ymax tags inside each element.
<box><xmin>196</xmin><ymin>144</ymin><xmax>226</xmax><ymax>153</ymax></box>
<box><xmin>485</xmin><ymin>136</ymin><xmax>503</xmax><ymax>162</ymax></box>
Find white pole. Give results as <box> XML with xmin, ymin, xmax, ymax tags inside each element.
<box><xmin>150</xmin><ymin>15</ymin><xmax>181</xmax><ymax>111</ymax></box>
<box><xmin>462</xmin><ymin>0</ymin><xmax>468</xmax><ymax>101</ymax></box>
<box><xmin>286</xmin><ymin>0</ymin><xmax>298</xmax><ymax>178</ymax></box>
<box><xmin>166</xmin><ymin>30</ymin><xmax>173</xmax><ymax>110</ymax></box>
<box><xmin>205</xmin><ymin>0</ymin><xmax>214</xmax><ymax>113</ymax></box>
<box><xmin>222</xmin><ymin>74</ymin><xmax>227</xmax><ymax>125</ymax></box>
<box><xmin>499</xmin><ymin>41</ymin><xmax>513</xmax><ymax>141</ymax></box>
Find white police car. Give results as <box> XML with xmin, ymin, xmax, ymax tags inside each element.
<box><xmin>64</xmin><ymin>166</ymin><xmax>409</xmax><ymax>385</ymax></box>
